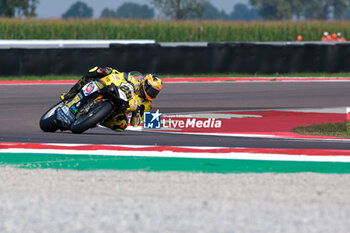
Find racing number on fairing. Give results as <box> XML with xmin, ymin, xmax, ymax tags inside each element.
<box><xmin>120</xmin><ymin>84</ymin><xmax>133</xmax><ymax>100</ymax></box>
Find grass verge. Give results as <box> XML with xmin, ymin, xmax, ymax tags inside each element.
<box><xmin>2</xmin><ymin>73</ymin><xmax>350</xmax><ymax>81</ymax></box>
<box><xmin>293</xmin><ymin>122</ymin><xmax>350</xmax><ymax>139</ymax></box>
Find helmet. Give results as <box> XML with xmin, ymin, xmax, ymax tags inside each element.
<box><xmin>332</xmin><ymin>33</ymin><xmax>337</xmax><ymax>39</ymax></box>
<box><xmin>323</xmin><ymin>32</ymin><xmax>329</xmax><ymax>36</ymax></box>
<box><xmin>337</xmin><ymin>32</ymin><xmax>342</xmax><ymax>37</ymax></box>
<box><xmin>141</xmin><ymin>74</ymin><xmax>163</xmax><ymax>101</ymax></box>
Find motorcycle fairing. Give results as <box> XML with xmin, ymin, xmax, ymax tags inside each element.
<box><xmin>83</xmin><ymin>82</ymin><xmax>100</xmax><ymax>96</ymax></box>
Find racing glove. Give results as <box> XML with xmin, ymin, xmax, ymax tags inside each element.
<box><xmin>97</xmin><ymin>67</ymin><xmax>113</xmax><ymax>76</ymax></box>
<box><xmin>60</xmin><ymin>78</ymin><xmax>87</xmax><ymax>101</ymax></box>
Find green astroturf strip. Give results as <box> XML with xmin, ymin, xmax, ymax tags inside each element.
<box><xmin>0</xmin><ymin>153</ymin><xmax>349</xmax><ymax>173</ymax></box>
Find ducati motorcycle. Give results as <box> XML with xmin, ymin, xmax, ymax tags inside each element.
<box><xmin>39</xmin><ymin>74</ymin><xmax>133</xmax><ymax>134</ymax></box>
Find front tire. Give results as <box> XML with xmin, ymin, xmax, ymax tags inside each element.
<box><xmin>39</xmin><ymin>102</ymin><xmax>64</xmax><ymax>132</ymax></box>
<box><xmin>71</xmin><ymin>101</ymin><xmax>113</xmax><ymax>134</ymax></box>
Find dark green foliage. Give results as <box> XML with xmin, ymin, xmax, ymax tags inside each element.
<box><xmin>62</xmin><ymin>1</ymin><xmax>93</xmax><ymax>19</ymax></box>
<box><xmin>101</xmin><ymin>2</ymin><xmax>154</xmax><ymax>19</ymax></box>
<box><xmin>100</xmin><ymin>8</ymin><xmax>117</xmax><ymax>19</ymax></box>
<box><xmin>250</xmin><ymin>0</ymin><xmax>293</xmax><ymax>20</ymax></box>
<box><xmin>200</xmin><ymin>2</ymin><xmax>227</xmax><ymax>20</ymax></box>
<box><xmin>230</xmin><ymin>3</ymin><xmax>260</xmax><ymax>21</ymax></box>
<box><xmin>344</xmin><ymin>8</ymin><xmax>350</xmax><ymax>18</ymax></box>
<box><xmin>250</xmin><ymin>0</ymin><xmax>350</xmax><ymax>20</ymax></box>
<box><xmin>116</xmin><ymin>2</ymin><xmax>154</xmax><ymax>19</ymax></box>
<box><xmin>0</xmin><ymin>0</ymin><xmax>38</xmax><ymax>17</ymax></box>
<box><xmin>151</xmin><ymin>0</ymin><xmax>206</xmax><ymax>20</ymax></box>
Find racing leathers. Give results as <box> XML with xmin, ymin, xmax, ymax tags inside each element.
<box><xmin>61</xmin><ymin>66</ymin><xmax>153</xmax><ymax>132</ymax></box>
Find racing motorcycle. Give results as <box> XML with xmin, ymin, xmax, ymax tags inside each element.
<box><xmin>39</xmin><ymin>74</ymin><xmax>133</xmax><ymax>134</ymax></box>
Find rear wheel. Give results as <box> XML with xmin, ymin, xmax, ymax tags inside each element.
<box><xmin>39</xmin><ymin>102</ymin><xmax>64</xmax><ymax>132</ymax></box>
<box><xmin>71</xmin><ymin>100</ymin><xmax>113</xmax><ymax>134</ymax></box>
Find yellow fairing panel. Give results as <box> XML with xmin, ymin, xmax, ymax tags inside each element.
<box><xmin>100</xmin><ymin>73</ymin><xmax>126</xmax><ymax>86</ymax></box>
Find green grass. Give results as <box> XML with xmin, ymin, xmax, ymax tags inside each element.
<box><xmin>293</xmin><ymin>122</ymin><xmax>350</xmax><ymax>138</ymax></box>
<box><xmin>2</xmin><ymin>73</ymin><xmax>350</xmax><ymax>81</ymax></box>
<box><xmin>1</xmin><ymin>19</ymin><xmax>350</xmax><ymax>42</ymax></box>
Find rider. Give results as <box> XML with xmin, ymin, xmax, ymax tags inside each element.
<box><xmin>61</xmin><ymin>66</ymin><xmax>163</xmax><ymax>131</ymax></box>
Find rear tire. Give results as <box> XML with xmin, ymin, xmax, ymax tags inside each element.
<box><xmin>71</xmin><ymin>101</ymin><xmax>113</xmax><ymax>134</ymax></box>
<box><xmin>39</xmin><ymin>102</ymin><xmax>63</xmax><ymax>132</ymax></box>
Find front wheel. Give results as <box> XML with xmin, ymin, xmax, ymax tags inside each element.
<box><xmin>71</xmin><ymin>100</ymin><xmax>113</xmax><ymax>134</ymax></box>
<box><xmin>39</xmin><ymin>102</ymin><xmax>64</xmax><ymax>132</ymax></box>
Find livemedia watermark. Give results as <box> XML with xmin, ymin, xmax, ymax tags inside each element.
<box><xmin>143</xmin><ymin>110</ymin><xmax>222</xmax><ymax>129</ymax></box>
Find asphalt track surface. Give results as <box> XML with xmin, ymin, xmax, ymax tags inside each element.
<box><xmin>2</xmin><ymin>82</ymin><xmax>350</xmax><ymax>149</ymax></box>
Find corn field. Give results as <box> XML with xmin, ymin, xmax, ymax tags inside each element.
<box><xmin>1</xmin><ymin>19</ymin><xmax>350</xmax><ymax>42</ymax></box>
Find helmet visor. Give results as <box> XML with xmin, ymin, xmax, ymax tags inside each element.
<box><xmin>144</xmin><ymin>81</ymin><xmax>160</xmax><ymax>99</ymax></box>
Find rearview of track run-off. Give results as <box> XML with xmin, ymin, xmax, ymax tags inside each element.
<box><xmin>1</xmin><ymin>81</ymin><xmax>350</xmax><ymax>149</ymax></box>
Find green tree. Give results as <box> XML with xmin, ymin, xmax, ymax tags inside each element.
<box><xmin>249</xmin><ymin>0</ymin><xmax>293</xmax><ymax>20</ymax></box>
<box><xmin>0</xmin><ymin>0</ymin><xmax>38</xmax><ymax>17</ymax></box>
<box><xmin>200</xmin><ymin>2</ymin><xmax>227</xmax><ymax>20</ymax></box>
<box><xmin>317</xmin><ymin>0</ymin><xmax>335</xmax><ymax>19</ymax></box>
<box><xmin>290</xmin><ymin>0</ymin><xmax>304</xmax><ymax>19</ymax></box>
<box><xmin>150</xmin><ymin>0</ymin><xmax>206</xmax><ymax>20</ymax></box>
<box><xmin>251</xmin><ymin>0</ymin><xmax>350</xmax><ymax>20</ymax></box>
<box><xmin>302</xmin><ymin>0</ymin><xmax>324</xmax><ymax>19</ymax></box>
<box><xmin>230</xmin><ymin>3</ymin><xmax>260</xmax><ymax>21</ymax></box>
<box><xmin>116</xmin><ymin>2</ymin><xmax>154</xmax><ymax>19</ymax></box>
<box><xmin>344</xmin><ymin>7</ymin><xmax>350</xmax><ymax>18</ymax></box>
<box><xmin>62</xmin><ymin>1</ymin><xmax>93</xmax><ymax>19</ymax></box>
<box><xmin>299</xmin><ymin>0</ymin><xmax>350</xmax><ymax>20</ymax></box>
<box><xmin>332</xmin><ymin>0</ymin><xmax>350</xmax><ymax>19</ymax></box>
<box><xmin>100</xmin><ymin>8</ymin><xmax>117</xmax><ymax>18</ymax></box>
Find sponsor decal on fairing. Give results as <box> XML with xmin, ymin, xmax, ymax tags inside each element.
<box><xmin>83</xmin><ymin>82</ymin><xmax>99</xmax><ymax>96</ymax></box>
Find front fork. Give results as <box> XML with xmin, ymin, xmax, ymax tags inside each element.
<box><xmin>55</xmin><ymin>93</ymin><xmax>105</xmax><ymax>129</ymax></box>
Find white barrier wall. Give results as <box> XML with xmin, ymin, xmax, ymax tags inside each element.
<box><xmin>0</xmin><ymin>40</ymin><xmax>156</xmax><ymax>49</ymax></box>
